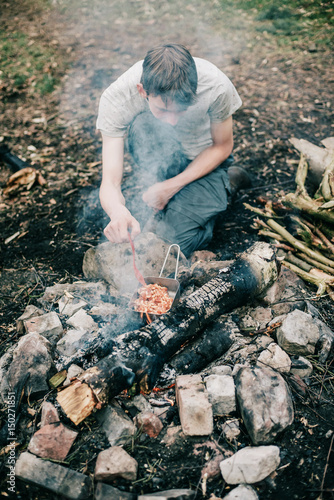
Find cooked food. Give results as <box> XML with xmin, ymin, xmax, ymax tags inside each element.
<box><xmin>134</xmin><ymin>283</ymin><xmax>173</xmax><ymax>320</ymax></box>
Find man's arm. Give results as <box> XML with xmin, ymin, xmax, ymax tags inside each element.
<box><xmin>142</xmin><ymin>116</ymin><xmax>234</xmax><ymax>210</ymax></box>
<box><xmin>100</xmin><ymin>134</ymin><xmax>140</xmax><ymax>243</ymax></box>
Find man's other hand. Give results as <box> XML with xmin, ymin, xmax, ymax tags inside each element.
<box><xmin>142</xmin><ymin>181</ymin><xmax>176</xmax><ymax>211</ymax></box>
<box><xmin>104</xmin><ymin>206</ymin><xmax>141</xmax><ymax>243</ymax></box>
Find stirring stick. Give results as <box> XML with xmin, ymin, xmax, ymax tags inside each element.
<box><xmin>128</xmin><ymin>232</ymin><xmax>146</xmax><ymax>286</ymax></box>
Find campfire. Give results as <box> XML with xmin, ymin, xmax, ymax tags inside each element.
<box><xmin>1</xmin><ymin>235</ymin><xmax>333</xmax><ymax>499</ymax></box>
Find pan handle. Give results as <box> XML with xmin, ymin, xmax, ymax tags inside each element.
<box><xmin>159</xmin><ymin>244</ymin><xmax>180</xmax><ymax>279</ymax></box>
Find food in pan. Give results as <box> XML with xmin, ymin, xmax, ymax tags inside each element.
<box><xmin>133</xmin><ymin>283</ymin><xmax>173</xmax><ymax>322</ymax></box>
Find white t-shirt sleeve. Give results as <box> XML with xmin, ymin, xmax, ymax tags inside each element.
<box><xmin>208</xmin><ymin>68</ymin><xmax>242</xmax><ymax>123</ymax></box>
<box><xmin>96</xmin><ymin>61</ymin><xmax>145</xmax><ymax>137</ymax></box>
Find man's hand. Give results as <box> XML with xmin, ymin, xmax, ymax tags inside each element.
<box><xmin>104</xmin><ymin>205</ymin><xmax>141</xmax><ymax>243</ymax></box>
<box><xmin>142</xmin><ymin>181</ymin><xmax>176</xmax><ymax>211</ymax></box>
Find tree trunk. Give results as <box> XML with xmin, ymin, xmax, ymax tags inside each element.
<box><xmin>57</xmin><ymin>242</ymin><xmax>279</xmax><ymax>425</ymax></box>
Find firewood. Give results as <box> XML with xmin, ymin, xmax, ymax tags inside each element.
<box><xmin>57</xmin><ymin>242</ymin><xmax>279</xmax><ymax>425</ymax></box>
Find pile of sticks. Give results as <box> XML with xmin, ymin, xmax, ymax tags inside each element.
<box><xmin>245</xmin><ymin>151</ymin><xmax>334</xmax><ymax>299</ymax></box>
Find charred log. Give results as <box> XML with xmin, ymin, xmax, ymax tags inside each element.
<box><xmin>167</xmin><ymin>316</ymin><xmax>239</xmax><ymax>375</ymax></box>
<box><xmin>57</xmin><ymin>242</ymin><xmax>279</xmax><ymax>424</ymax></box>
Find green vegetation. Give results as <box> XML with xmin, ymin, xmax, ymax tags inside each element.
<box><xmin>0</xmin><ymin>30</ymin><xmax>62</xmax><ymax>97</ymax></box>
<box><xmin>220</xmin><ymin>0</ymin><xmax>333</xmax><ymax>48</ymax></box>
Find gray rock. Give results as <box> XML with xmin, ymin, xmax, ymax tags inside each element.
<box><xmin>97</xmin><ymin>403</ymin><xmax>136</xmax><ymax>446</ymax></box>
<box><xmin>207</xmin><ymin>365</ymin><xmax>233</xmax><ymax>376</ymax></box>
<box><xmin>290</xmin><ymin>356</ymin><xmax>313</xmax><ymax>378</ymax></box>
<box><xmin>235</xmin><ymin>366</ymin><xmax>294</xmax><ymax>445</ymax></box>
<box><xmin>64</xmin><ymin>364</ymin><xmax>85</xmax><ymax>387</ymax></box>
<box><xmin>220</xmin><ymin>445</ymin><xmax>280</xmax><ymax>484</ymax></box>
<box><xmin>15</xmin><ymin>452</ymin><xmax>91</xmax><ymax>499</ymax></box>
<box><xmin>95</xmin><ymin>446</ymin><xmax>138</xmax><ymax>482</ymax></box>
<box><xmin>261</xmin><ymin>267</ymin><xmax>306</xmax><ymax>313</ymax></box>
<box><xmin>205</xmin><ymin>374</ymin><xmax>236</xmax><ymax>415</ymax></box>
<box><xmin>39</xmin><ymin>280</ymin><xmax>110</xmax><ymax>307</ymax></box>
<box><xmin>95</xmin><ymin>482</ymin><xmax>135</xmax><ymax>500</ymax></box>
<box><xmin>256</xmin><ymin>342</ymin><xmax>291</xmax><ymax>373</ymax></box>
<box><xmin>56</xmin><ymin>328</ymin><xmax>97</xmax><ymax>357</ymax></box>
<box><xmin>16</xmin><ymin>305</ymin><xmax>45</xmax><ymax>334</ymax></box>
<box><xmin>1</xmin><ymin>333</ymin><xmax>54</xmax><ymax>400</ymax></box>
<box><xmin>221</xmin><ymin>419</ymin><xmax>240</xmax><ymax>441</ymax></box>
<box><xmin>239</xmin><ymin>306</ymin><xmax>273</xmax><ymax>332</ymax></box>
<box><xmin>66</xmin><ymin>309</ymin><xmax>97</xmax><ymax>331</ymax></box>
<box><xmin>89</xmin><ymin>302</ymin><xmax>118</xmax><ymax>318</ymax></box>
<box><xmin>24</xmin><ymin>311</ymin><xmax>63</xmax><ymax>345</ymax></box>
<box><xmin>58</xmin><ymin>295</ymin><xmax>88</xmax><ymax>317</ymax></box>
<box><xmin>313</xmin><ymin>316</ymin><xmax>334</xmax><ymax>363</ymax></box>
<box><xmin>82</xmin><ymin>232</ymin><xmax>187</xmax><ymax>293</ymax></box>
<box><xmin>223</xmin><ymin>484</ymin><xmax>259</xmax><ymax>499</ymax></box>
<box><xmin>138</xmin><ymin>489</ymin><xmax>195</xmax><ymax>500</ymax></box>
<box><xmin>276</xmin><ymin>310</ymin><xmax>320</xmax><ymax>355</ymax></box>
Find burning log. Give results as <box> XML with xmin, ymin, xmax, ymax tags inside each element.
<box><xmin>57</xmin><ymin>242</ymin><xmax>279</xmax><ymax>425</ymax></box>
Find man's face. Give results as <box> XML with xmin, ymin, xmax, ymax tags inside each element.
<box><xmin>146</xmin><ymin>94</ymin><xmax>188</xmax><ymax>126</ymax></box>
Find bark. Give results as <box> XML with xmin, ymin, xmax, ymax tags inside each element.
<box><xmin>57</xmin><ymin>242</ymin><xmax>279</xmax><ymax>425</ymax></box>
<box><xmin>167</xmin><ymin>316</ymin><xmax>239</xmax><ymax>375</ymax></box>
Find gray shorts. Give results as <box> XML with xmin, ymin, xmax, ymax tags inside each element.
<box><xmin>127</xmin><ymin>112</ymin><xmax>232</xmax><ymax>257</ymax></box>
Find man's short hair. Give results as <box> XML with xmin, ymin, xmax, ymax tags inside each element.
<box><xmin>141</xmin><ymin>43</ymin><xmax>198</xmax><ymax>107</ymax></box>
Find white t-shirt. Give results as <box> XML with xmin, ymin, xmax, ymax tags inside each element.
<box><xmin>96</xmin><ymin>57</ymin><xmax>242</xmax><ymax>160</ymax></box>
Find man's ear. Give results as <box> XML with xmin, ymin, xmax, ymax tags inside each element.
<box><xmin>137</xmin><ymin>83</ymin><xmax>148</xmax><ymax>99</ymax></box>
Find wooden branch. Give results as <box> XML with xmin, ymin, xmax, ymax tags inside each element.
<box><xmin>283</xmin><ymin>192</ymin><xmax>334</xmax><ymax>224</ymax></box>
<box><xmin>316</xmin><ymin>154</ymin><xmax>334</xmax><ymax>201</ymax></box>
<box><xmin>295</xmin><ymin>153</ymin><xmax>308</xmax><ymax>195</ymax></box>
<box><xmin>267</xmin><ymin>219</ymin><xmax>334</xmax><ymax>269</ymax></box>
<box><xmin>282</xmin><ymin>261</ymin><xmax>327</xmax><ymax>296</ymax></box>
<box><xmin>296</xmin><ymin>252</ymin><xmax>334</xmax><ymax>275</ymax></box>
<box><xmin>57</xmin><ymin>242</ymin><xmax>279</xmax><ymax>424</ymax></box>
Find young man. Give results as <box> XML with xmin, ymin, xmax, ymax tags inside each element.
<box><xmin>97</xmin><ymin>43</ymin><xmax>246</xmax><ymax>257</ymax></box>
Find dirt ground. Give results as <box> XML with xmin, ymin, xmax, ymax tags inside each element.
<box><xmin>0</xmin><ymin>0</ymin><xmax>334</xmax><ymax>499</ymax></box>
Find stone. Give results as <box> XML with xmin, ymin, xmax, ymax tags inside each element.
<box><xmin>134</xmin><ymin>411</ymin><xmax>163</xmax><ymax>438</ymax></box>
<box><xmin>0</xmin><ymin>333</ymin><xmax>54</xmax><ymax>400</ymax></box>
<box><xmin>82</xmin><ymin>232</ymin><xmax>187</xmax><ymax>293</ymax></box>
<box><xmin>205</xmin><ymin>374</ymin><xmax>236</xmax><ymax>415</ymax></box>
<box><xmin>223</xmin><ymin>484</ymin><xmax>259</xmax><ymax>499</ymax></box>
<box><xmin>313</xmin><ymin>316</ymin><xmax>334</xmax><ymax>363</ymax></box>
<box><xmin>56</xmin><ymin>329</ymin><xmax>97</xmax><ymax>358</ymax></box>
<box><xmin>15</xmin><ymin>452</ymin><xmax>91</xmax><ymax>499</ymax></box>
<box><xmin>97</xmin><ymin>403</ymin><xmax>136</xmax><ymax>446</ymax></box>
<box><xmin>221</xmin><ymin>419</ymin><xmax>240</xmax><ymax>441</ymax></box>
<box><xmin>205</xmin><ymin>365</ymin><xmax>232</xmax><ymax>376</ymax></box>
<box><xmin>175</xmin><ymin>374</ymin><xmax>213</xmax><ymax>436</ymax></box>
<box><xmin>123</xmin><ymin>394</ymin><xmax>152</xmax><ymax>413</ymax></box>
<box><xmin>290</xmin><ymin>356</ymin><xmax>313</xmax><ymax>378</ymax></box>
<box><xmin>39</xmin><ymin>280</ymin><xmax>110</xmax><ymax>307</ymax></box>
<box><xmin>190</xmin><ymin>250</ymin><xmax>217</xmax><ymax>263</ymax></box>
<box><xmin>220</xmin><ymin>445</ymin><xmax>280</xmax><ymax>484</ymax></box>
<box><xmin>256</xmin><ymin>342</ymin><xmax>291</xmax><ymax>373</ymax></box>
<box><xmin>276</xmin><ymin>310</ymin><xmax>320</xmax><ymax>355</ymax></box>
<box><xmin>28</xmin><ymin>422</ymin><xmax>78</xmax><ymax>461</ymax></box>
<box><xmin>66</xmin><ymin>308</ymin><xmax>97</xmax><ymax>331</ymax></box>
<box><xmin>95</xmin><ymin>446</ymin><xmax>138</xmax><ymax>482</ymax></box>
<box><xmin>16</xmin><ymin>305</ymin><xmax>44</xmax><ymax>334</ymax></box>
<box><xmin>261</xmin><ymin>267</ymin><xmax>306</xmax><ymax>307</ymax></box>
<box><xmin>64</xmin><ymin>364</ymin><xmax>85</xmax><ymax>386</ymax></box>
<box><xmin>239</xmin><ymin>307</ymin><xmax>273</xmax><ymax>332</ymax></box>
<box><xmin>24</xmin><ymin>311</ymin><xmax>63</xmax><ymax>344</ymax></box>
<box><xmin>235</xmin><ymin>366</ymin><xmax>294</xmax><ymax>445</ymax></box>
<box><xmin>40</xmin><ymin>401</ymin><xmax>60</xmax><ymax>426</ymax></box>
<box><xmin>138</xmin><ymin>489</ymin><xmax>195</xmax><ymax>500</ymax></box>
<box><xmin>161</xmin><ymin>425</ymin><xmax>184</xmax><ymax>446</ymax></box>
<box><xmin>95</xmin><ymin>482</ymin><xmax>136</xmax><ymax>500</ymax></box>
<box><xmin>89</xmin><ymin>302</ymin><xmax>118</xmax><ymax>317</ymax></box>
<box><xmin>58</xmin><ymin>295</ymin><xmax>88</xmax><ymax>317</ymax></box>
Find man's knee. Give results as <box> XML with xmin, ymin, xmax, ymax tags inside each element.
<box><xmin>155</xmin><ymin>209</ymin><xmax>215</xmax><ymax>258</ymax></box>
